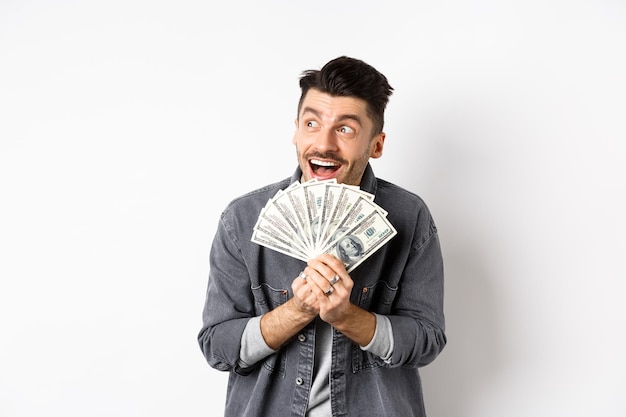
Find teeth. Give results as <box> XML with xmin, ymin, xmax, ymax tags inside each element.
<box><xmin>311</xmin><ymin>159</ymin><xmax>337</xmax><ymax>167</ymax></box>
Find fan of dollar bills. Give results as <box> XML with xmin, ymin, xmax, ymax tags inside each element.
<box><xmin>251</xmin><ymin>178</ymin><xmax>397</xmax><ymax>272</ymax></box>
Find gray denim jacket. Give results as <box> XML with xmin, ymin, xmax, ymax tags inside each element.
<box><xmin>198</xmin><ymin>164</ymin><xmax>446</xmax><ymax>417</ymax></box>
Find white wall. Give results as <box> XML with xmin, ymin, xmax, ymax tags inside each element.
<box><xmin>1</xmin><ymin>1</ymin><xmax>624</xmax><ymax>416</ymax></box>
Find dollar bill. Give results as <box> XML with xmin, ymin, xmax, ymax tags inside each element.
<box><xmin>251</xmin><ymin>228</ymin><xmax>309</xmax><ymax>262</ymax></box>
<box><xmin>253</xmin><ymin>205</ymin><xmax>310</xmax><ymax>256</ymax></box>
<box><xmin>322</xmin><ymin>209</ymin><xmax>397</xmax><ymax>272</ymax></box>
<box><xmin>302</xmin><ymin>179</ymin><xmax>332</xmax><ymax>250</ymax></box>
<box><xmin>266</xmin><ymin>188</ymin><xmax>309</xmax><ymax>252</ymax></box>
<box><xmin>284</xmin><ymin>181</ymin><xmax>313</xmax><ymax>250</ymax></box>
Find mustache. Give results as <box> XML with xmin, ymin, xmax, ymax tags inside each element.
<box><xmin>305</xmin><ymin>152</ymin><xmax>346</xmax><ymax>165</ymax></box>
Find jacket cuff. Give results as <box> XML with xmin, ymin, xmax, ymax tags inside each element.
<box><xmin>360</xmin><ymin>313</ymin><xmax>394</xmax><ymax>363</ymax></box>
<box><xmin>238</xmin><ymin>316</ymin><xmax>277</xmax><ymax>369</ymax></box>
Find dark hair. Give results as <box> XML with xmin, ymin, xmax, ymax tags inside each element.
<box><xmin>298</xmin><ymin>56</ymin><xmax>394</xmax><ymax>136</ymax></box>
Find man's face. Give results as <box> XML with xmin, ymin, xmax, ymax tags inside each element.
<box><xmin>292</xmin><ymin>89</ymin><xmax>385</xmax><ymax>186</ymax></box>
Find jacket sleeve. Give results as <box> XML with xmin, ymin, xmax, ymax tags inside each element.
<box><xmin>197</xmin><ymin>211</ymin><xmax>255</xmax><ymax>372</ymax></box>
<box><xmin>387</xmin><ymin>216</ymin><xmax>447</xmax><ymax>368</ymax></box>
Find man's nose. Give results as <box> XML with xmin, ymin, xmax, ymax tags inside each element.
<box><xmin>314</xmin><ymin>128</ymin><xmax>338</xmax><ymax>152</ymax></box>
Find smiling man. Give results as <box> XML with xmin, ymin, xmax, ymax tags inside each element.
<box><xmin>198</xmin><ymin>56</ymin><xmax>446</xmax><ymax>417</ymax></box>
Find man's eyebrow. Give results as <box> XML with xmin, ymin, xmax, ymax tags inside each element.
<box><xmin>301</xmin><ymin>106</ymin><xmax>321</xmax><ymax>118</ymax></box>
<box><xmin>301</xmin><ymin>106</ymin><xmax>362</xmax><ymax>125</ymax></box>
<box><xmin>337</xmin><ymin>114</ymin><xmax>362</xmax><ymax>125</ymax></box>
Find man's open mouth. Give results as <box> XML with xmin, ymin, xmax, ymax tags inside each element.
<box><xmin>310</xmin><ymin>159</ymin><xmax>340</xmax><ymax>175</ymax></box>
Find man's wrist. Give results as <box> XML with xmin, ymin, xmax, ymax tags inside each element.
<box><xmin>330</xmin><ymin>304</ymin><xmax>376</xmax><ymax>347</ymax></box>
<box><xmin>260</xmin><ymin>298</ymin><xmax>316</xmax><ymax>349</ymax></box>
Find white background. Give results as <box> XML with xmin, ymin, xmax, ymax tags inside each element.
<box><xmin>1</xmin><ymin>1</ymin><xmax>625</xmax><ymax>416</ymax></box>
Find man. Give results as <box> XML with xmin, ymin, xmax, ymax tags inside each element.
<box><xmin>198</xmin><ymin>56</ymin><xmax>446</xmax><ymax>417</ymax></box>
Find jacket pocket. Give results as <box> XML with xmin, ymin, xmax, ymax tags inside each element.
<box><xmin>251</xmin><ymin>283</ymin><xmax>289</xmax><ymax>315</ymax></box>
<box><xmin>351</xmin><ymin>346</ymin><xmax>388</xmax><ymax>373</ymax></box>
<box><xmin>356</xmin><ymin>280</ymin><xmax>398</xmax><ymax>314</ymax></box>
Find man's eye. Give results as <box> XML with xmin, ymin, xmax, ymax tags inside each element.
<box><xmin>338</xmin><ymin>126</ymin><xmax>355</xmax><ymax>135</ymax></box>
<box><xmin>306</xmin><ymin>121</ymin><xmax>319</xmax><ymax>128</ymax></box>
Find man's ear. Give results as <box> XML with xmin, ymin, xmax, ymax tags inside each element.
<box><xmin>370</xmin><ymin>132</ymin><xmax>385</xmax><ymax>158</ymax></box>
<box><xmin>292</xmin><ymin>118</ymin><xmax>298</xmax><ymax>145</ymax></box>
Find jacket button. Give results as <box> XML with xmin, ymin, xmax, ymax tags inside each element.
<box><xmin>295</xmin><ymin>377</ymin><xmax>304</xmax><ymax>385</ymax></box>
<box><xmin>298</xmin><ymin>334</ymin><xmax>306</xmax><ymax>342</ymax></box>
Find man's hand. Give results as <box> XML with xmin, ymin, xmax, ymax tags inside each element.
<box><xmin>302</xmin><ymin>254</ymin><xmax>376</xmax><ymax>347</ymax></box>
<box><xmin>290</xmin><ymin>270</ymin><xmax>321</xmax><ymax>316</ymax></box>
<box><xmin>302</xmin><ymin>254</ymin><xmax>353</xmax><ymax>324</ymax></box>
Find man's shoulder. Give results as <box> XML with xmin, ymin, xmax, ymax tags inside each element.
<box><xmin>374</xmin><ymin>177</ymin><xmax>428</xmax><ymax>208</ymax></box>
<box><xmin>374</xmin><ymin>177</ymin><xmax>438</xmax><ymax>242</ymax></box>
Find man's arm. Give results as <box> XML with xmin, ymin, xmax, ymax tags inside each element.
<box><xmin>259</xmin><ymin>273</ymin><xmax>320</xmax><ymax>350</ymax></box>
